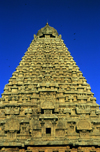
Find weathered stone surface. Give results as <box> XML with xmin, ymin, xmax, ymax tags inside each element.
<box><xmin>0</xmin><ymin>23</ymin><xmax>100</xmax><ymax>151</ymax></box>
<box><xmin>0</xmin><ymin>146</ymin><xmax>100</xmax><ymax>152</ymax></box>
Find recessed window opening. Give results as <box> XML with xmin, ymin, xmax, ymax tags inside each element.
<box><xmin>39</xmin><ymin>34</ymin><xmax>55</xmax><ymax>38</ymax></box>
<box><xmin>41</xmin><ymin>109</ymin><xmax>44</xmax><ymax>114</ymax></box>
<box><xmin>50</xmin><ymin>34</ymin><xmax>55</xmax><ymax>38</ymax></box>
<box><xmin>40</xmin><ymin>34</ymin><xmax>45</xmax><ymax>38</ymax></box>
<box><xmin>46</xmin><ymin>128</ymin><xmax>51</xmax><ymax>134</ymax></box>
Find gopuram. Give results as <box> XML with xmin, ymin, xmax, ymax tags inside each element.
<box><xmin>0</xmin><ymin>23</ymin><xmax>100</xmax><ymax>152</ymax></box>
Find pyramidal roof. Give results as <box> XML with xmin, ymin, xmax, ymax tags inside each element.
<box><xmin>0</xmin><ymin>23</ymin><xmax>100</xmax><ymax>147</ymax></box>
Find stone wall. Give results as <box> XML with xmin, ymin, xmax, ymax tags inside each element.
<box><xmin>0</xmin><ymin>146</ymin><xmax>100</xmax><ymax>152</ymax></box>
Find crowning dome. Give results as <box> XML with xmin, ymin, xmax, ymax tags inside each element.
<box><xmin>37</xmin><ymin>22</ymin><xmax>58</xmax><ymax>37</ymax></box>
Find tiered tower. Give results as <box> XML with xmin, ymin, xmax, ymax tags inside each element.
<box><xmin>0</xmin><ymin>23</ymin><xmax>100</xmax><ymax>152</ymax></box>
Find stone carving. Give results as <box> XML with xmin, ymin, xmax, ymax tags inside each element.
<box><xmin>20</xmin><ymin>122</ymin><xmax>30</xmax><ymax>135</ymax></box>
<box><xmin>56</xmin><ymin>129</ymin><xmax>65</xmax><ymax>137</ymax></box>
<box><xmin>77</xmin><ymin>119</ymin><xmax>92</xmax><ymax>130</ymax></box>
<box><xmin>41</xmin><ymin>100</ymin><xmax>54</xmax><ymax>109</ymax></box>
<box><xmin>76</xmin><ymin>105</ymin><xmax>90</xmax><ymax>114</ymax></box>
<box><xmin>25</xmin><ymin>108</ymin><xmax>32</xmax><ymax>114</ymax></box>
<box><xmin>0</xmin><ymin>23</ymin><xmax>99</xmax><ymax>151</ymax></box>
<box><xmin>4</xmin><ymin>118</ymin><xmax>19</xmax><ymax>131</ymax></box>
<box><xmin>65</xmin><ymin>146</ymin><xmax>71</xmax><ymax>152</ymax></box>
<box><xmin>63</xmin><ymin>108</ymin><xmax>71</xmax><ymax>114</ymax></box>
<box><xmin>57</xmin><ymin>119</ymin><xmax>65</xmax><ymax>129</ymax></box>
<box><xmin>5</xmin><ymin>106</ymin><xmax>20</xmax><ymax>115</ymax></box>
<box><xmin>0</xmin><ymin>123</ymin><xmax>4</xmax><ymax>134</ymax></box>
<box><xmin>77</xmin><ymin>147</ymin><xmax>83</xmax><ymax>152</ymax></box>
<box><xmin>30</xmin><ymin>117</ymin><xmax>40</xmax><ymax>130</ymax></box>
<box><xmin>67</xmin><ymin>121</ymin><xmax>76</xmax><ymax>134</ymax></box>
<box><xmin>79</xmin><ymin>130</ymin><xmax>89</xmax><ymax>138</ymax></box>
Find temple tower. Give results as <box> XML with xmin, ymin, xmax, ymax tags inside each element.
<box><xmin>0</xmin><ymin>23</ymin><xmax>100</xmax><ymax>152</ymax></box>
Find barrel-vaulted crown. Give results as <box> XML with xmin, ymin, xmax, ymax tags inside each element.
<box><xmin>37</xmin><ymin>22</ymin><xmax>58</xmax><ymax>37</ymax></box>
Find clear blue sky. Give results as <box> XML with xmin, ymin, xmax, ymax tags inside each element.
<box><xmin>0</xmin><ymin>0</ymin><xmax>100</xmax><ymax>104</ymax></box>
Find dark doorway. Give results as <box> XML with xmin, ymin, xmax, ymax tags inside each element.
<box><xmin>46</xmin><ymin>128</ymin><xmax>51</xmax><ymax>134</ymax></box>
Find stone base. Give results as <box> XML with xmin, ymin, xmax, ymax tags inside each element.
<box><xmin>0</xmin><ymin>146</ymin><xmax>100</xmax><ymax>152</ymax></box>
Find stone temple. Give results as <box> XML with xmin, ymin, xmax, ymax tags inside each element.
<box><xmin>0</xmin><ymin>23</ymin><xmax>100</xmax><ymax>152</ymax></box>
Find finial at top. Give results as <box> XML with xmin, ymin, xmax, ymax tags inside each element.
<box><xmin>46</xmin><ymin>22</ymin><xmax>49</xmax><ymax>25</ymax></box>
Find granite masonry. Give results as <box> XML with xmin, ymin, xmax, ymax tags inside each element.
<box><xmin>0</xmin><ymin>23</ymin><xmax>100</xmax><ymax>152</ymax></box>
